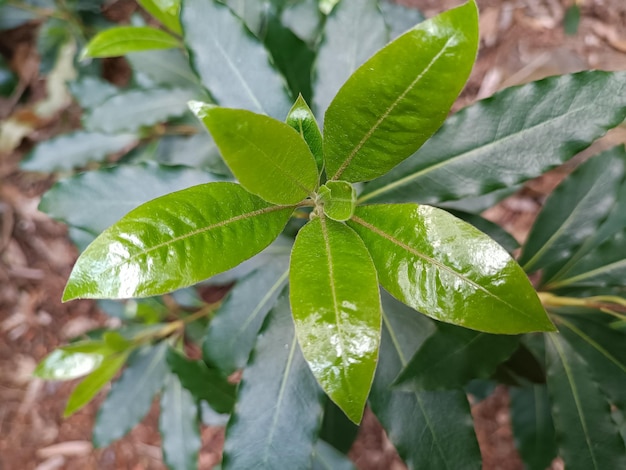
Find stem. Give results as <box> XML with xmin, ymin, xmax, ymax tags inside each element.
<box><xmin>539</xmin><ymin>292</ymin><xmax>626</xmax><ymax>321</ymax></box>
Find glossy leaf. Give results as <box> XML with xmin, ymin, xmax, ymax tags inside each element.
<box><xmin>360</xmin><ymin>71</ymin><xmax>626</xmax><ymax>205</ymax></box>
<box><xmin>203</xmin><ymin>254</ymin><xmax>289</xmax><ymax>375</ymax></box>
<box><xmin>286</xmin><ymin>95</ymin><xmax>323</xmax><ymax>171</ymax></box>
<box><xmin>520</xmin><ymin>148</ymin><xmax>626</xmax><ymax>274</ymax></box>
<box><xmin>63</xmin><ymin>182</ymin><xmax>293</xmax><ymax>300</ymax></box>
<box><xmin>510</xmin><ymin>386</ymin><xmax>557</xmax><ymax>470</ymax></box>
<box><xmin>166</xmin><ymin>348</ymin><xmax>235</xmax><ymax>414</ymax></box>
<box><xmin>223</xmin><ymin>294</ymin><xmax>324</xmax><ymax>470</ymax></box>
<box><xmin>21</xmin><ymin>131</ymin><xmax>137</xmax><ymax>173</ymax></box>
<box><xmin>370</xmin><ymin>291</ymin><xmax>482</xmax><ymax>469</ymax></box>
<box><xmin>446</xmin><ymin>210</ymin><xmax>519</xmax><ymax>254</ymax></box>
<box><xmin>348</xmin><ymin>204</ymin><xmax>554</xmax><ymax>334</ymax></box>
<box><xmin>126</xmin><ymin>49</ymin><xmax>203</xmax><ymax>93</ymax></box>
<box><xmin>182</xmin><ymin>0</ymin><xmax>291</xmax><ymax>118</ymax></box>
<box><xmin>190</xmin><ymin>104</ymin><xmax>318</xmax><ymax>204</ymax></box>
<box><xmin>160</xmin><ymin>374</ymin><xmax>201</xmax><ymax>470</ymax></box>
<box><xmin>312</xmin><ymin>440</ymin><xmax>356</xmax><ymax>470</ymax></box>
<box><xmin>82</xmin><ymin>27</ymin><xmax>180</xmax><ymax>58</ymax></box>
<box><xmin>545</xmin><ymin>333</ymin><xmax>626</xmax><ymax>470</ymax></box>
<box><xmin>290</xmin><ymin>217</ymin><xmax>381</xmax><ymax>423</ymax></box>
<box><xmin>83</xmin><ymin>88</ymin><xmax>196</xmax><ymax>134</ymax></box>
<box><xmin>34</xmin><ymin>341</ymin><xmax>116</xmax><ymax>381</ymax></box>
<box><xmin>394</xmin><ymin>322</ymin><xmax>519</xmax><ymax>390</ymax></box>
<box><xmin>319</xmin><ymin>399</ymin><xmax>359</xmax><ymax>454</ymax></box>
<box><xmin>380</xmin><ymin>0</ymin><xmax>424</xmax><ymax>40</ymax></box>
<box><xmin>64</xmin><ymin>351</ymin><xmax>129</xmax><ymax>417</ymax></box>
<box><xmin>93</xmin><ymin>342</ymin><xmax>169</xmax><ymax>447</ymax></box>
<box><xmin>138</xmin><ymin>0</ymin><xmax>181</xmax><ymax>34</ymax></box>
<box><xmin>323</xmin><ymin>1</ymin><xmax>478</xmax><ymax>182</ymax></box>
<box><xmin>319</xmin><ymin>181</ymin><xmax>356</xmax><ymax>222</ymax></box>
<box><xmin>40</xmin><ymin>163</ymin><xmax>218</xmax><ymax>237</ymax></box>
<box><xmin>312</xmin><ymin>0</ymin><xmax>388</xmax><ymax>119</ymax></box>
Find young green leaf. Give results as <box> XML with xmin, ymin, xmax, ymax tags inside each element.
<box><xmin>181</xmin><ymin>0</ymin><xmax>291</xmax><ymax>118</ymax></box>
<box><xmin>203</xmin><ymin>255</ymin><xmax>289</xmax><ymax>375</ymax></box>
<box><xmin>138</xmin><ymin>0</ymin><xmax>182</xmax><ymax>34</ymax></box>
<box><xmin>82</xmin><ymin>26</ymin><xmax>181</xmax><ymax>59</ymax></box>
<box><xmin>160</xmin><ymin>374</ymin><xmax>201</xmax><ymax>470</ymax></box>
<box><xmin>360</xmin><ymin>71</ymin><xmax>626</xmax><ymax>205</ymax></box>
<box><xmin>93</xmin><ymin>342</ymin><xmax>169</xmax><ymax>447</ymax></box>
<box><xmin>545</xmin><ymin>333</ymin><xmax>626</xmax><ymax>470</ymax></box>
<box><xmin>370</xmin><ymin>292</ymin><xmax>482</xmax><ymax>469</ymax></box>
<box><xmin>63</xmin><ymin>182</ymin><xmax>293</xmax><ymax>300</ymax></box>
<box><xmin>510</xmin><ymin>386</ymin><xmax>558</xmax><ymax>470</ymax></box>
<box><xmin>313</xmin><ymin>0</ymin><xmax>388</xmax><ymax>119</ymax></box>
<box><xmin>190</xmin><ymin>104</ymin><xmax>318</xmax><ymax>204</ymax></box>
<box><xmin>64</xmin><ymin>352</ymin><xmax>129</xmax><ymax>417</ymax></box>
<box><xmin>394</xmin><ymin>322</ymin><xmax>519</xmax><ymax>390</ymax></box>
<box><xmin>290</xmin><ymin>217</ymin><xmax>381</xmax><ymax>423</ymax></box>
<box><xmin>318</xmin><ymin>181</ymin><xmax>356</xmax><ymax>222</ymax></box>
<box><xmin>348</xmin><ymin>204</ymin><xmax>554</xmax><ymax>334</ymax></box>
<box><xmin>34</xmin><ymin>341</ymin><xmax>116</xmax><ymax>381</ymax></box>
<box><xmin>286</xmin><ymin>95</ymin><xmax>323</xmax><ymax>172</ymax></box>
<box><xmin>323</xmin><ymin>0</ymin><xmax>478</xmax><ymax>183</ymax></box>
<box><xmin>223</xmin><ymin>294</ymin><xmax>324</xmax><ymax>470</ymax></box>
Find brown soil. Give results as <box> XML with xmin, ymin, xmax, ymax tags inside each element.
<box><xmin>1</xmin><ymin>1</ymin><xmax>625</xmax><ymax>469</ymax></box>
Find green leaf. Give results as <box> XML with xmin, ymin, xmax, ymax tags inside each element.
<box><xmin>545</xmin><ymin>333</ymin><xmax>626</xmax><ymax>470</ymax></box>
<box><xmin>63</xmin><ymin>182</ymin><xmax>293</xmax><ymax>300</ymax></box>
<box><xmin>182</xmin><ymin>0</ymin><xmax>291</xmax><ymax>118</ymax></box>
<box><xmin>394</xmin><ymin>322</ymin><xmax>519</xmax><ymax>390</ymax></box>
<box><xmin>21</xmin><ymin>131</ymin><xmax>137</xmax><ymax>173</ymax></box>
<box><xmin>37</xmin><ymin>18</ymin><xmax>72</xmax><ymax>74</ymax></box>
<box><xmin>555</xmin><ymin>314</ymin><xmax>626</xmax><ymax>409</ymax></box>
<box><xmin>446</xmin><ymin>210</ymin><xmax>519</xmax><ymax>254</ymax></box>
<box><xmin>83</xmin><ymin>88</ymin><xmax>196</xmax><ymax>134</ymax></box>
<box><xmin>138</xmin><ymin>0</ymin><xmax>181</xmax><ymax>34</ymax></box>
<box><xmin>203</xmin><ymin>254</ymin><xmax>289</xmax><ymax>375</ymax></box>
<box><xmin>93</xmin><ymin>342</ymin><xmax>169</xmax><ymax>447</ymax></box>
<box><xmin>190</xmin><ymin>104</ymin><xmax>318</xmax><ymax>204</ymax></box>
<box><xmin>323</xmin><ymin>1</ymin><xmax>478</xmax><ymax>183</ymax></box>
<box><xmin>64</xmin><ymin>351</ymin><xmax>129</xmax><ymax>417</ymax></box>
<box><xmin>510</xmin><ymin>386</ymin><xmax>557</xmax><ymax>470</ymax></box>
<box><xmin>160</xmin><ymin>374</ymin><xmax>201</xmax><ymax>470</ymax></box>
<box><xmin>312</xmin><ymin>0</ymin><xmax>388</xmax><ymax>119</ymax></box>
<box><xmin>68</xmin><ymin>76</ymin><xmax>118</xmax><ymax>110</ymax></box>
<box><xmin>348</xmin><ymin>204</ymin><xmax>554</xmax><ymax>334</ymax></box>
<box><xmin>34</xmin><ymin>341</ymin><xmax>115</xmax><ymax>380</ymax></box>
<box><xmin>520</xmin><ymin>147</ymin><xmax>626</xmax><ymax>275</ymax></box>
<box><xmin>564</xmin><ymin>4</ymin><xmax>580</xmax><ymax>35</ymax></box>
<box><xmin>152</xmin><ymin>132</ymin><xmax>228</xmax><ymax>174</ymax></box>
<box><xmin>312</xmin><ymin>440</ymin><xmax>356</xmax><ymax>470</ymax></box>
<box><xmin>281</xmin><ymin>0</ymin><xmax>323</xmax><ymax>45</ymax></box>
<box><xmin>40</xmin><ymin>163</ymin><xmax>219</xmax><ymax>236</ymax></box>
<box><xmin>360</xmin><ymin>71</ymin><xmax>626</xmax><ymax>205</ymax></box>
<box><xmin>319</xmin><ymin>181</ymin><xmax>356</xmax><ymax>222</ymax></box>
<box><xmin>380</xmin><ymin>0</ymin><xmax>424</xmax><ymax>40</ymax></box>
<box><xmin>126</xmin><ymin>49</ymin><xmax>203</xmax><ymax>93</ymax></box>
<box><xmin>370</xmin><ymin>291</ymin><xmax>482</xmax><ymax>469</ymax></box>
<box><xmin>82</xmin><ymin>27</ymin><xmax>181</xmax><ymax>58</ymax></box>
<box><xmin>319</xmin><ymin>399</ymin><xmax>359</xmax><ymax>454</ymax></box>
<box><xmin>223</xmin><ymin>293</ymin><xmax>324</xmax><ymax>470</ymax></box>
<box><xmin>166</xmin><ymin>348</ymin><xmax>236</xmax><ymax>414</ymax></box>
<box><xmin>223</xmin><ymin>0</ymin><xmax>269</xmax><ymax>36</ymax></box>
<box><xmin>290</xmin><ymin>217</ymin><xmax>381</xmax><ymax>423</ymax></box>
<box><xmin>286</xmin><ymin>95</ymin><xmax>323</xmax><ymax>172</ymax></box>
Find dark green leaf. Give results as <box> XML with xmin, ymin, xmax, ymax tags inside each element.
<box><xmin>312</xmin><ymin>440</ymin><xmax>356</xmax><ymax>470</ymax></box>
<box><xmin>520</xmin><ymin>147</ymin><xmax>626</xmax><ymax>275</ymax></box>
<box><xmin>446</xmin><ymin>209</ymin><xmax>519</xmax><ymax>254</ymax></box>
<box><xmin>380</xmin><ymin>0</ymin><xmax>424</xmax><ymax>40</ymax></box>
<box><xmin>319</xmin><ymin>399</ymin><xmax>359</xmax><ymax>454</ymax></box>
<box><xmin>93</xmin><ymin>342</ymin><xmax>169</xmax><ymax>447</ymax></box>
<box><xmin>160</xmin><ymin>374</ymin><xmax>201</xmax><ymax>470</ymax></box>
<box><xmin>166</xmin><ymin>348</ymin><xmax>235</xmax><ymax>414</ymax></box>
<box><xmin>323</xmin><ymin>1</ymin><xmax>478</xmax><ymax>183</ymax></box>
<box><xmin>313</xmin><ymin>0</ymin><xmax>388</xmax><ymax>119</ymax></box>
<box><xmin>152</xmin><ymin>132</ymin><xmax>228</xmax><ymax>174</ymax></box>
<box><xmin>564</xmin><ymin>5</ymin><xmax>580</xmax><ymax>35</ymax></box>
<box><xmin>348</xmin><ymin>204</ymin><xmax>554</xmax><ymax>334</ymax></box>
<box><xmin>40</xmin><ymin>163</ymin><xmax>219</xmax><ymax>236</ymax></box>
<box><xmin>182</xmin><ymin>0</ymin><xmax>291</xmax><ymax>118</ymax></box>
<box><xmin>68</xmin><ymin>76</ymin><xmax>118</xmax><ymax>109</ymax></box>
<box><xmin>394</xmin><ymin>322</ymin><xmax>519</xmax><ymax>390</ymax></box>
<box><xmin>203</xmin><ymin>254</ymin><xmax>289</xmax><ymax>374</ymax></box>
<box><xmin>82</xmin><ymin>26</ymin><xmax>181</xmax><ymax>58</ymax></box>
<box><xmin>360</xmin><ymin>71</ymin><xmax>626</xmax><ymax>204</ymax></box>
<box><xmin>223</xmin><ymin>293</ymin><xmax>324</xmax><ymax>470</ymax></box>
<box><xmin>21</xmin><ymin>131</ymin><xmax>137</xmax><ymax>173</ymax></box>
<box><xmin>126</xmin><ymin>49</ymin><xmax>204</xmax><ymax>93</ymax></box>
<box><xmin>37</xmin><ymin>18</ymin><xmax>71</xmax><ymax>73</ymax></box>
<box><xmin>281</xmin><ymin>0</ymin><xmax>323</xmax><ymax>44</ymax></box>
<box><xmin>223</xmin><ymin>0</ymin><xmax>269</xmax><ymax>36</ymax></box>
<box><xmin>138</xmin><ymin>0</ymin><xmax>181</xmax><ymax>34</ymax></box>
<box><xmin>64</xmin><ymin>351</ymin><xmax>129</xmax><ymax>417</ymax></box>
<box><xmin>510</xmin><ymin>385</ymin><xmax>557</xmax><ymax>470</ymax></box>
<box><xmin>34</xmin><ymin>341</ymin><xmax>116</xmax><ymax>380</ymax></box>
<box><xmin>83</xmin><ymin>88</ymin><xmax>196</xmax><ymax>134</ymax></box>
<box><xmin>286</xmin><ymin>95</ymin><xmax>323</xmax><ymax>171</ymax></box>
<box><xmin>545</xmin><ymin>333</ymin><xmax>626</xmax><ymax>470</ymax></box>
<box><xmin>495</xmin><ymin>343</ymin><xmax>546</xmax><ymax>386</ymax></box>
<box><xmin>0</xmin><ymin>3</ymin><xmax>41</xmax><ymax>31</ymax></box>
<box><xmin>370</xmin><ymin>291</ymin><xmax>482</xmax><ymax>470</ymax></box>
<box><xmin>63</xmin><ymin>182</ymin><xmax>293</xmax><ymax>300</ymax></box>
<box><xmin>190</xmin><ymin>104</ymin><xmax>318</xmax><ymax>204</ymax></box>
<box><xmin>290</xmin><ymin>217</ymin><xmax>381</xmax><ymax>423</ymax></box>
